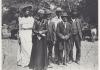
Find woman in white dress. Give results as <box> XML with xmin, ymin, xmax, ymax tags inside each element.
<box><xmin>17</xmin><ymin>5</ymin><xmax>34</xmax><ymax>67</ymax></box>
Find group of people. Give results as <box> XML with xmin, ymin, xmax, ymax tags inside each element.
<box><xmin>17</xmin><ymin>4</ymin><xmax>82</xmax><ymax>70</ymax></box>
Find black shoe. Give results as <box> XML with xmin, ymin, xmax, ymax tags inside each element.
<box><xmin>63</xmin><ymin>62</ymin><xmax>65</xmax><ymax>65</ymax></box>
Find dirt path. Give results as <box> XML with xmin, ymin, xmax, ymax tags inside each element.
<box><xmin>2</xmin><ymin>39</ymin><xmax>98</xmax><ymax>70</ymax></box>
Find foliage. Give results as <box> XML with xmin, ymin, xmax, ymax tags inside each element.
<box><xmin>2</xmin><ymin>0</ymin><xmax>98</xmax><ymax>28</ymax></box>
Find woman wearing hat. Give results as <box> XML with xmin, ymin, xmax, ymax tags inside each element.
<box><xmin>17</xmin><ymin>5</ymin><xmax>35</xmax><ymax>67</ymax></box>
<box><xmin>29</xmin><ymin>9</ymin><xmax>48</xmax><ymax>70</ymax></box>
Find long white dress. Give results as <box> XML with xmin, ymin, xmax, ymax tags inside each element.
<box><xmin>17</xmin><ymin>16</ymin><xmax>34</xmax><ymax>67</ymax></box>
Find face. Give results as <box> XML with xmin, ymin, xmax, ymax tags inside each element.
<box><xmin>56</xmin><ymin>11</ymin><xmax>61</xmax><ymax>17</ymax></box>
<box><xmin>62</xmin><ymin>16</ymin><xmax>68</xmax><ymax>22</ymax></box>
<box><xmin>25</xmin><ymin>10</ymin><xmax>30</xmax><ymax>15</ymax></box>
<box><xmin>39</xmin><ymin>13</ymin><xmax>44</xmax><ymax>18</ymax></box>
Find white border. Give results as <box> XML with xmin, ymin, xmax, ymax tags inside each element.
<box><xmin>0</xmin><ymin>0</ymin><xmax>99</xmax><ymax>70</ymax></box>
<box><xmin>98</xmin><ymin>0</ymin><xmax>100</xmax><ymax>70</ymax></box>
<box><xmin>0</xmin><ymin>0</ymin><xmax>2</xmax><ymax>70</ymax></box>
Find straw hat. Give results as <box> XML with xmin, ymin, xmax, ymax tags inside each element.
<box><xmin>19</xmin><ymin>3</ymin><xmax>33</xmax><ymax>12</ymax></box>
<box><xmin>61</xmin><ymin>12</ymin><xmax>68</xmax><ymax>17</ymax></box>
<box><xmin>56</xmin><ymin>7</ymin><xmax>63</xmax><ymax>12</ymax></box>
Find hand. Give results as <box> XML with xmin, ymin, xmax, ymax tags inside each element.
<box><xmin>65</xmin><ymin>35</ymin><xmax>69</xmax><ymax>40</ymax></box>
<box><xmin>39</xmin><ymin>31</ymin><xmax>43</xmax><ymax>34</ymax></box>
<box><xmin>41</xmin><ymin>34</ymin><xmax>46</xmax><ymax>36</ymax></box>
<box><xmin>62</xmin><ymin>36</ymin><xmax>65</xmax><ymax>39</ymax></box>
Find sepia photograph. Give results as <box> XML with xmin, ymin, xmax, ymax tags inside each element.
<box><xmin>2</xmin><ymin>0</ymin><xmax>98</xmax><ymax>70</ymax></box>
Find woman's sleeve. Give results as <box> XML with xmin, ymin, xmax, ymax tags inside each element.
<box><xmin>32</xmin><ymin>20</ymin><xmax>39</xmax><ymax>35</ymax></box>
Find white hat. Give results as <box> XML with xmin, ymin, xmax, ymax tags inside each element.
<box><xmin>56</xmin><ymin>7</ymin><xmax>62</xmax><ymax>11</ymax></box>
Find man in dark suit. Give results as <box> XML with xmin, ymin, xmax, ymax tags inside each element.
<box><xmin>69</xmin><ymin>10</ymin><xmax>82</xmax><ymax>64</ymax></box>
<box><xmin>56</xmin><ymin>12</ymin><xmax>72</xmax><ymax>65</ymax></box>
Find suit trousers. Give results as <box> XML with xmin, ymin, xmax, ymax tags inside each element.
<box><xmin>69</xmin><ymin>34</ymin><xmax>81</xmax><ymax>61</ymax></box>
<box><xmin>57</xmin><ymin>40</ymin><xmax>71</xmax><ymax>64</ymax></box>
<box><xmin>54</xmin><ymin>40</ymin><xmax>59</xmax><ymax>62</ymax></box>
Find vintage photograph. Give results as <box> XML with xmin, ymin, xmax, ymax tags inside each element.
<box><xmin>2</xmin><ymin>0</ymin><xmax>98</xmax><ymax>70</ymax></box>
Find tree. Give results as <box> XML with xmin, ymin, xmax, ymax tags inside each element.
<box><xmin>2</xmin><ymin>0</ymin><xmax>98</xmax><ymax>27</ymax></box>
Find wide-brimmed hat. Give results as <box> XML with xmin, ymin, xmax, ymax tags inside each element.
<box><xmin>19</xmin><ymin>4</ymin><xmax>33</xmax><ymax>12</ymax></box>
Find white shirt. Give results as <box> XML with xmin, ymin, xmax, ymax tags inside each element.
<box><xmin>72</xmin><ymin>19</ymin><xmax>76</xmax><ymax>23</ymax></box>
<box><xmin>18</xmin><ymin>16</ymin><xmax>34</xmax><ymax>29</ymax></box>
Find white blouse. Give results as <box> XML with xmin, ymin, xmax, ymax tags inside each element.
<box><xmin>18</xmin><ymin>16</ymin><xmax>34</xmax><ymax>29</ymax></box>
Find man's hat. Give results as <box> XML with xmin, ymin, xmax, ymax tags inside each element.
<box><xmin>71</xmin><ymin>9</ymin><xmax>79</xmax><ymax>15</ymax></box>
<box><xmin>61</xmin><ymin>12</ymin><xmax>68</xmax><ymax>17</ymax></box>
<box><xmin>56</xmin><ymin>7</ymin><xmax>63</xmax><ymax>12</ymax></box>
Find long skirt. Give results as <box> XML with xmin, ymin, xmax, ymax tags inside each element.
<box><xmin>17</xmin><ymin>30</ymin><xmax>32</xmax><ymax>67</ymax></box>
<box><xmin>29</xmin><ymin>36</ymin><xmax>48</xmax><ymax>70</ymax></box>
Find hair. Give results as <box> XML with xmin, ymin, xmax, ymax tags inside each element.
<box><xmin>19</xmin><ymin>11</ymin><xmax>24</xmax><ymax>17</ymax></box>
<box><xmin>19</xmin><ymin>9</ymin><xmax>33</xmax><ymax>17</ymax></box>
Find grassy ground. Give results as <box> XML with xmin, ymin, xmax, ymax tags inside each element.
<box><xmin>2</xmin><ymin>39</ymin><xmax>98</xmax><ymax>70</ymax></box>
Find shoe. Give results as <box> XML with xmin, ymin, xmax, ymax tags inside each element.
<box><xmin>75</xmin><ymin>60</ymin><xmax>80</xmax><ymax>64</ymax></box>
<box><xmin>48</xmin><ymin>65</ymin><xmax>52</xmax><ymax>68</ymax></box>
<box><xmin>68</xmin><ymin>61</ymin><xmax>73</xmax><ymax>64</ymax></box>
<box><xmin>17</xmin><ymin>64</ymin><xmax>21</xmax><ymax>67</ymax></box>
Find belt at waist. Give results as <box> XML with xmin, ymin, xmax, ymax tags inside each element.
<box><xmin>21</xmin><ymin>28</ymin><xmax>32</xmax><ymax>30</ymax></box>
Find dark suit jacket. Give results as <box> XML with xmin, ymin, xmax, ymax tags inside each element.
<box><xmin>56</xmin><ymin>21</ymin><xmax>72</xmax><ymax>41</ymax></box>
<box><xmin>56</xmin><ymin>21</ymin><xmax>72</xmax><ymax>50</ymax></box>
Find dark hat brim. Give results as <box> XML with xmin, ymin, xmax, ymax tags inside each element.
<box><xmin>61</xmin><ymin>15</ymin><xmax>69</xmax><ymax>18</ymax></box>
